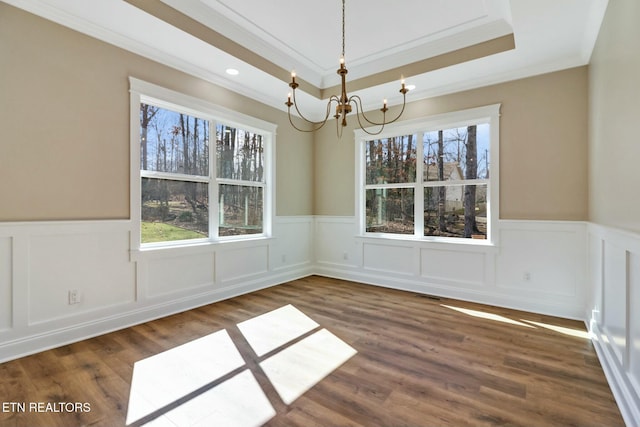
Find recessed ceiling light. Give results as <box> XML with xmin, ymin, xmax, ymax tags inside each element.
<box><xmin>226</xmin><ymin>68</ymin><xmax>239</xmax><ymax>76</ymax></box>
<box><xmin>406</xmin><ymin>84</ymin><xmax>416</xmax><ymax>91</ymax></box>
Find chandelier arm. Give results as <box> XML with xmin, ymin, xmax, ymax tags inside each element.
<box><xmin>348</xmin><ymin>93</ymin><xmax>408</xmax><ymax>127</ymax></box>
<box><xmin>328</xmin><ymin>94</ymin><xmax>342</xmax><ymax>104</ymax></box>
<box><xmin>286</xmin><ymin>111</ymin><xmax>316</xmax><ymax>133</ymax></box>
<box><xmin>351</xmin><ymin>101</ymin><xmax>387</xmax><ymax>136</ymax></box>
<box><xmin>383</xmin><ymin>91</ymin><xmax>409</xmax><ymax>124</ymax></box>
<box><xmin>349</xmin><ymin>95</ymin><xmax>382</xmax><ymax>126</ymax></box>
<box><xmin>288</xmin><ymin>93</ymin><xmax>345</xmax><ymax>133</ymax></box>
<box><xmin>289</xmin><ymin>89</ymin><xmax>335</xmax><ymax>129</ymax></box>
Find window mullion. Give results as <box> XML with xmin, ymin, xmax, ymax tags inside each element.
<box><xmin>217</xmin><ymin>178</ymin><xmax>265</xmax><ymax>187</ymax></box>
<box><xmin>422</xmin><ymin>178</ymin><xmax>489</xmax><ymax>187</ymax></box>
<box><xmin>210</xmin><ymin>120</ymin><xmax>219</xmax><ymax>239</ymax></box>
<box><xmin>364</xmin><ymin>183</ymin><xmax>414</xmax><ymax>190</ymax></box>
<box><xmin>140</xmin><ymin>170</ymin><xmax>210</xmax><ymax>183</ymax></box>
<box><xmin>357</xmin><ymin>138</ymin><xmax>366</xmax><ymax>235</ymax></box>
<box><xmin>415</xmin><ymin>131</ymin><xmax>425</xmax><ymax>237</ymax></box>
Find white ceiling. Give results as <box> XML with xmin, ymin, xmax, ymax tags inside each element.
<box><xmin>165</xmin><ymin>0</ymin><xmax>514</xmax><ymax>87</ymax></box>
<box><xmin>5</xmin><ymin>0</ymin><xmax>609</xmax><ymax>119</ymax></box>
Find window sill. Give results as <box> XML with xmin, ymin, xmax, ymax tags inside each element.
<box><xmin>130</xmin><ymin>235</ymin><xmax>273</xmax><ymax>261</ymax></box>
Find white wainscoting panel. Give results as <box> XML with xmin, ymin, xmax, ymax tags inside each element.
<box><xmin>271</xmin><ymin>217</ymin><xmax>313</xmax><ymax>271</ymax></box>
<box><xmin>362</xmin><ymin>241</ymin><xmax>414</xmax><ymax>276</ymax></box>
<box><xmin>27</xmin><ymin>230</ymin><xmax>136</xmax><ymax>325</ymax></box>
<box><xmin>146</xmin><ymin>252</ymin><xmax>215</xmax><ymax>298</ymax></box>
<box><xmin>0</xmin><ymin>237</ymin><xmax>12</xmax><ymax>331</ymax></box>
<box><xmin>588</xmin><ymin>232</ymin><xmax>604</xmax><ymax>327</ymax></box>
<box><xmin>0</xmin><ymin>217</ymin><xmax>313</xmax><ymax>363</ymax></box>
<box><xmin>315</xmin><ymin>217</ymin><xmax>358</xmax><ymax>268</ymax></box>
<box><xmin>216</xmin><ymin>243</ymin><xmax>269</xmax><ymax>283</ymax></box>
<box><xmin>314</xmin><ymin>217</ymin><xmax>586</xmax><ymax>319</ymax></box>
<box><xmin>421</xmin><ymin>248</ymin><xmax>485</xmax><ymax>288</ymax></box>
<box><xmin>588</xmin><ymin>223</ymin><xmax>640</xmax><ymax>427</ymax></box>
<box><xmin>602</xmin><ymin>241</ymin><xmax>628</xmax><ymax>364</ymax></box>
<box><xmin>496</xmin><ymin>227</ymin><xmax>581</xmax><ymax>296</ymax></box>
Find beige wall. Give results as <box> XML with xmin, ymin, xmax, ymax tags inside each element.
<box><xmin>589</xmin><ymin>0</ymin><xmax>640</xmax><ymax>233</ymax></box>
<box><xmin>0</xmin><ymin>4</ymin><xmax>313</xmax><ymax>221</ymax></box>
<box><xmin>314</xmin><ymin>67</ymin><xmax>589</xmax><ymax>219</ymax></box>
<box><xmin>1</xmin><ymin>4</ymin><xmax>592</xmax><ymax>223</ymax></box>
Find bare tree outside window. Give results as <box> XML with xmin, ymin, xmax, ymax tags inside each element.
<box><xmin>216</xmin><ymin>124</ymin><xmax>264</xmax><ymax>237</ymax></box>
<box><xmin>139</xmin><ymin>104</ymin><xmax>210</xmax><ymax>244</ymax></box>
<box><xmin>364</xmin><ymin>121</ymin><xmax>490</xmax><ymax>240</ymax></box>
<box><xmin>365</xmin><ymin>135</ymin><xmax>416</xmax><ymax>234</ymax></box>
<box><xmin>423</xmin><ymin>123</ymin><xmax>489</xmax><ymax>239</ymax></box>
<box><xmin>139</xmin><ymin>104</ymin><xmax>266</xmax><ymax>244</ymax></box>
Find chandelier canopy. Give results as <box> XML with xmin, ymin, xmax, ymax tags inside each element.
<box><xmin>285</xmin><ymin>0</ymin><xmax>410</xmax><ymax>137</ymax></box>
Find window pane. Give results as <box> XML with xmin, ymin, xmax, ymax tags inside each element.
<box><xmin>140</xmin><ymin>104</ymin><xmax>209</xmax><ymax>176</ymax></box>
<box><xmin>219</xmin><ymin>184</ymin><xmax>263</xmax><ymax>236</ymax></box>
<box><xmin>365</xmin><ymin>188</ymin><xmax>414</xmax><ymax>234</ymax></box>
<box><xmin>365</xmin><ymin>135</ymin><xmax>417</xmax><ymax>184</ymax></box>
<box><xmin>423</xmin><ymin>123</ymin><xmax>490</xmax><ymax>181</ymax></box>
<box><xmin>217</xmin><ymin>125</ymin><xmax>264</xmax><ymax>182</ymax></box>
<box><xmin>141</xmin><ymin>178</ymin><xmax>209</xmax><ymax>243</ymax></box>
<box><xmin>424</xmin><ymin>184</ymin><xmax>487</xmax><ymax>239</ymax></box>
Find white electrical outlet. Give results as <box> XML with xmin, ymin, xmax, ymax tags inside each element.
<box><xmin>68</xmin><ymin>289</ymin><xmax>80</xmax><ymax>305</ymax></box>
<box><xmin>523</xmin><ymin>272</ymin><xmax>532</xmax><ymax>282</ymax></box>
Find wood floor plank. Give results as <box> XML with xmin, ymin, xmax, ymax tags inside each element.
<box><xmin>272</xmin><ymin>395</ymin><xmax>365</xmax><ymax>427</ymax></box>
<box><xmin>0</xmin><ymin>276</ymin><xmax>625</xmax><ymax>426</ymax></box>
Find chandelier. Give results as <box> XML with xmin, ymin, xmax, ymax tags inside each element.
<box><xmin>285</xmin><ymin>0</ymin><xmax>410</xmax><ymax>137</ymax></box>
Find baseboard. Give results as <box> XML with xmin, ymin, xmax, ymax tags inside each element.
<box><xmin>590</xmin><ymin>322</ymin><xmax>640</xmax><ymax>427</ymax></box>
<box><xmin>313</xmin><ymin>265</ymin><xmax>584</xmax><ymax>320</ymax></box>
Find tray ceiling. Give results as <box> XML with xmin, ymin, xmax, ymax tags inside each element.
<box><xmin>3</xmin><ymin>0</ymin><xmax>609</xmax><ymax>119</ymax></box>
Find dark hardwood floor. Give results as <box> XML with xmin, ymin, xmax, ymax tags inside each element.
<box><xmin>0</xmin><ymin>276</ymin><xmax>624</xmax><ymax>426</ymax></box>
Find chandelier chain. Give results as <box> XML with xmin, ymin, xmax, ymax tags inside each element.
<box><xmin>285</xmin><ymin>0</ymin><xmax>409</xmax><ymax>137</ymax></box>
<box><xmin>341</xmin><ymin>0</ymin><xmax>346</xmax><ymax>58</ymax></box>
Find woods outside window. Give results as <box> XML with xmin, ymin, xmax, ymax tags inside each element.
<box><xmin>130</xmin><ymin>78</ymin><xmax>274</xmax><ymax>248</ymax></box>
<box><xmin>357</xmin><ymin>104</ymin><xmax>500</xmax><ymax>243</ymax></box>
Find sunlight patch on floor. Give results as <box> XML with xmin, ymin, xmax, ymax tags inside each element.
<box><xmin>441</xmin><ymin>304</ymin><xmax>592</xmax><ymax>339</ymax></box>
<box><xmin>260</xmin><ymin>328</ymin><xmax>358</xmax><ymax>404</ymax></box>
<box><xmin>521</xmin><ymin>320</ymin><xmax>591</xmax><ymax>339</ymax></box>
<box><xmin>237</xmin><ymin>304</ymin><xmax>319</xmax><ymax>356</ymax></box>
<box><xmin>126</xmin><ymin>329</ymin><xmax>245</xmax><ymax>425</ymax></box>
<box><xmin>126</xmin><ymin>304</ymin><xmax>356</xmax><ymax>426</ymax></box>
<box><xmin>441</xmin><ymin>304</ymin><xmax>535</xmax><ymax>328</ymax></box>
<box><xmin>144</xmin><ymin>370</ymin><xmax>275</xmax><ymax>427</ymax></box>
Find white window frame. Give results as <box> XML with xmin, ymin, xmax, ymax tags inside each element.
<box><xmin>129</xmin><ymin>77</ymin><xmax>275</xmax><ymax>251</ymax></box>
<box><xmin>355</xmin><ymin>104</ymin><xmax>500</xmax><ymax>245</ymax></box>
